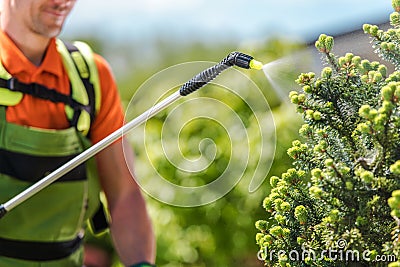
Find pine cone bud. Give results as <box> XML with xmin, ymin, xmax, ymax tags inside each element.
<box><xmin>392</xmin><ymin>0</ymin><xmax>400</xmax><ymax>12</ymax></box>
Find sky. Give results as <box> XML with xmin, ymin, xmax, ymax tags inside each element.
<box><xmin>63</xmin><ymin>0</ymin><xmax>393</xmax><ymax>45</ymax></box>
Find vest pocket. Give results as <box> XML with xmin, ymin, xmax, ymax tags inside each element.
<box><xmin>0</xmin><ymin>174</ymin><xmax>88</xmax><ymax>241</ymax></box>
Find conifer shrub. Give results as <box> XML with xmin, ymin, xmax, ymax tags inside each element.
<box><xmin>256</xmin><ymin>1</ymin><xmax>400</xmax><ymax>266</ymax></box>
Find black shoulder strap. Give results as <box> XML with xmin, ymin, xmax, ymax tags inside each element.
<box><xmin>0</xmin><ymin>77</ymin><xmax>89</xmax><ymax>113</ymax></box>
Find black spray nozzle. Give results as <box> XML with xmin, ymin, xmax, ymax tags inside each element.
<box><xmin>179</xmin><ymin>51</ymin><xmax>262</xmax><ymax>96</ymax></box>
<box><xmin>224</xmin><ymin>51</ymin><xmax>254</xmax><ymax>69</ymax></box>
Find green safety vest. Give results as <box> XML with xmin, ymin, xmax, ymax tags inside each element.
<box><xmin>0</xmin><ymin>39</ymin><xmax>104</xmax><ymax>266</ymax></box>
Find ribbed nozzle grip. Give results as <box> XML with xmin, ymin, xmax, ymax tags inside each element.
<box><xmin>179</xmin><ymin>52</ymin><xmax>254</xmax><ymax>96</ymax></box>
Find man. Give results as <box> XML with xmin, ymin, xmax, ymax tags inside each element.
<box><xmin>0</xmin><ymin>0</ymin><xmax>156</xmax><ymax>266</ymax></box>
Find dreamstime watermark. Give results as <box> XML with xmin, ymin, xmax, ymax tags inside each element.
<box><xmin>257</xmin><ymin>239</ymin><xmax>397</xmax><ymax>263</ymax></box>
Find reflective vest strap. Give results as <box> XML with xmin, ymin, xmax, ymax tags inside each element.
<box><xmin>57</xmin><ymin>39</ymin><xmax>100</xmax><ymax>136</ymax></box>
<box><xmin>0</xmin><ymin>88</ymin><xmax>22</xmax><ymax>106</ymax></box>
<box><xmin>56</xmin><ymin>40</ymin><xmax>89</xmax><ymax>107</ymax></box>
<box><xmin>72</xmin><ymin>41</ymin><xmax>101</xmax><ymax>116</ymax></box>
<box><xmin>0</xmin><ymin>59</ymin><xmax>23</xmax><ymax>106</ymax></box>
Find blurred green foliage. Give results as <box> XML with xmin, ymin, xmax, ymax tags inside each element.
<box><xmin>76</xmin><ymin>36</ymin><xmax>308</xmax><ymax>266</ymax></box>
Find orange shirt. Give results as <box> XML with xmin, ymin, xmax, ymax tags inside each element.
<box><xmin>0</xmin><ymin>31</ymin><xmax>124</xmax><ymax>144</ymax></box>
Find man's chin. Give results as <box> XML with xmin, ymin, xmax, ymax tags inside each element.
<box><xmin>39</xmin><ymin>26</ymin><xmax>64</xmax><ymax>38</ymax></box>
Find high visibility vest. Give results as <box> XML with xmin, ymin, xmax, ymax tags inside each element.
<box><xmin>0</xmin><ymin>39</ymin><xmax>104</xmax><ymax>265</ymax></box>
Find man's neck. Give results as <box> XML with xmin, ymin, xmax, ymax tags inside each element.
<box><xmin>5</xmin><ymin>29</ymin><xmax>50</xmax><ymax>66</ymax></box>
<box><xmin>1</xmin><ymin>19</ymin><xmax>51</xmax><ymax>66</ymax></box>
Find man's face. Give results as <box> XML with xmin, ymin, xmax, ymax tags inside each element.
<box><xmin>11</xmin><ymin>0</ymin><xmax>77</xmax><ymax>38</ymax></box>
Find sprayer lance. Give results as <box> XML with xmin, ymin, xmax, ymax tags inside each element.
<box><xmin>180</xmin><ymin>51</ymin><xmax>263</xmax><ymax>96</ymax></box>
<box><xmin>0</xmin><ymin>51</ymin><xmax>263</xmax><ymax>219</ymax></box>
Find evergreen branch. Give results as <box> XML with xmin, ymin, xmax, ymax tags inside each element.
<box><xmin>257</xmin><ymin>6</ymin><xmax>400</xmax><ymax>266</ymax></box>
